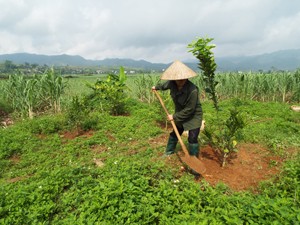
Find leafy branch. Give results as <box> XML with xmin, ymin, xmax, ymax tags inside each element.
<box><xmin>188</xmin><ymin>37</ymin><xmax>219</xmax><ymax>111</ymax></box>
<box><xmin>188</xmin><ymin>37</ymin><xmax>246</xmax><ymax>167</ymax></box>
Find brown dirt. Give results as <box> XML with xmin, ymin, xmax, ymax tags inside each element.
<box><xmin>60</xmin><ymin>129</ymin><xmax>95</xmax><ymax>140</ymax></box>
<box><xmin>198</xmin><ymin>144</ymin><xmax>284</xmax><ymax>191</ymax></box>
<box><xmin>0</xmin><ymin>108</ymin><xmax>13</xmax><ymax>127</ymax></box>
<box><xmin>151</xmin><ymin>133</ymin><xmax>288</xmax><ymax>192</ymax></box>
<box><xmin>0</xmin><ymin>108</ymin><xmax>6</xmax><ymax>117</ymax></box>
<box><xmin>10</xmin><ymin>154</ymin><xmax>21</xmax><ymax>164</ymax></box>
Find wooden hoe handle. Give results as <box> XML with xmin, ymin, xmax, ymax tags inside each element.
<box><xmin>153</xmin><ymin>90</ymin><xmax>190</xmax><ymax>157</ymax></box>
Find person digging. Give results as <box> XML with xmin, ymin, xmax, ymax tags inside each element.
<box><xmin>152</xmin><ymin>60</ymin><xmax>204</xmax><ymax>179</ymax></box>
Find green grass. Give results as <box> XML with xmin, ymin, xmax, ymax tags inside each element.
<box><xmin>62</xmin><ymin>73</ymin><xmax>161</xmax><ymax>100</ymax></box>
<box><xmin>0</xmin><ymin>72</ymin><xmax>300</xmax><ymax>223</ymax></box>
<box><xmin>201</xmin><ymin>99</ymin><xmax>300</xmax><ymax>149</ymax></box>
<box><xmin>62</xmin><ymin>75</ymin><xmax>103</xmax><ymax>98</ymax></box>
<box><xmin>0</xmin><ymin>98</ymin><xmax>299</xmax><ymax>224</ymax></box>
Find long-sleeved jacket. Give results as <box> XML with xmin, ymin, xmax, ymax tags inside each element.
<box><xmin>155</xmin><ymin>80</ymin><xmax>203</xmax><ymax>130</ymax></box>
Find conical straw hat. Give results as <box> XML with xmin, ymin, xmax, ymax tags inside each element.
<box><xmin>160</xmin><ymin>60</ymin><xmax>197</xmax><ymax>80</ymax></box>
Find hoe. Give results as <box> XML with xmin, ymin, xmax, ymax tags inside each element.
<box><xmin>154</xmin><ymin>90</ymin><xmax>206</xmax><ymax>175</ymax></box>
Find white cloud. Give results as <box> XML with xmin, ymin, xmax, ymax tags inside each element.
<box><xmin>261</xmin><ymin>12</ymin><xmax>300</xmax><ymax>52</ymax></box>
<box><xmin>0</xmin><ymin>0</ymin><xmax>300</xmax><ymax>63</ymax></box>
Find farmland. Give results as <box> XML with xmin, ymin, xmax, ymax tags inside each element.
<box><xmin>0</xmin><ymin>70</ymin><xmax>299</xmax><ymax>224</ymax></box>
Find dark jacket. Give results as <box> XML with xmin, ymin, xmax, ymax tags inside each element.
<box><xmin>155</xmin><ymin>80</ymin><xmax>203</xmax><ymax>130</ymax></box>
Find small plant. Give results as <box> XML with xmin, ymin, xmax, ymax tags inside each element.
<box><xmin>204</xmin><ymin>107</ymin><xmax>245</xmax><ymax>166</ymax></box>
<box><xmin>65</xmin><ymin>95</ymin><xmax>88</xmax><ymax>133</ymax></box>
<box><xmin>86</xmin><ymin>67</ymin><xmax>129</xmax><ymax>115</ymax></box>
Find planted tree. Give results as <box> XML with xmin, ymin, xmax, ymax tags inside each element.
<box><xmin>188</xmin><ymin>37</ymin><xmax>245</xmax><ymax>166</ymax></box>
<box><xmin>188</xmin><ymin>37</ymin><xmax>219</xmax><ymax>110</ymax></box>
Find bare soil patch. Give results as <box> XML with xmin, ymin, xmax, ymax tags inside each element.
<box><xmin>151</xmin><ymin>133</ymin><xmax>287</xmax><ymax>192</ymax></box>
<box><xmin>10</xmin><ymin>154</ymin><xmax>21</xmax><ymax>164</ymax></box>
<box><xmin>60</xmin><ymin>129</ymin><xmax>95</xmax><ymax>140</ymax></box>
<box><xmin>0</xmin><ymin>108</ymin><xmax>13</xmax><ymax>127</ymax></box>
<box><xmin>199</xmin><ymin>144</ymin><xmax>284</xmax><ymax>191</ymax></box>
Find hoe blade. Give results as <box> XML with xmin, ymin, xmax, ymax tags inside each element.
<box><xmin>179</xmin><ymin>154</ymin><xmax>206</xmax><ymax>174</ymax></box>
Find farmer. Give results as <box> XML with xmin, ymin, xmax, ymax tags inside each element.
<box><xmin>152</xmin><ymin>60</ymin><xmax>203</xmax><ymax>159</ymax></box>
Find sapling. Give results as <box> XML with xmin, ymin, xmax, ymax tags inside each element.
<box><xmin>188</xmin><ymin>37</ymin><xmax>245</xmax><ymax>166</ymax></box>
<box><xmin>188</xmin><ymin>37</ymin><xmax>219</xmax><ymax>111</ymax></box>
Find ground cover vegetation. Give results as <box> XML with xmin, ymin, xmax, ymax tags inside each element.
<box><xmin>0</xmin><ymin>48</ymin><xmax>300</xmax><ymax>223</ymax></box>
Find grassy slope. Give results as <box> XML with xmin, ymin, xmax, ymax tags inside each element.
<box><xmin>0</xmin><ymin>99</ymin><xmax>299</xmax><ymax>224</ymax></box>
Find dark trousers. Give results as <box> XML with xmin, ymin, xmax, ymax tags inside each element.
<box><xmin>170</xmin><ymin>125</ymin><xmax>200</xmax><ymax>144</ymax></box>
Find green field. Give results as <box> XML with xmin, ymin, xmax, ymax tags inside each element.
<box><xmin>0</xmin><ymin>72</ymin><xmax>299</xmax><ymax>224</ymax></box>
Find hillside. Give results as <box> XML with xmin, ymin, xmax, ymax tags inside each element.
<box><xmin>217</xmin><ymin>49</ymin><xmax>300</xmax><ymax>71</ymax></box>
<box><xmin>0</xmin><ymin>53</ymin><xmax>167</xmax><ymax>71</ymax></box>
<box><xmin>1</xmin><ymin>49</ymin><xmax>300</xmax><ymax>71</ymax></box>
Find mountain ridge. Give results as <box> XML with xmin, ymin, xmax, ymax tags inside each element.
<box><xmin>1</xmin><ymin>49</ymin><xmax>300</xmax><ymax>71</ymax></box>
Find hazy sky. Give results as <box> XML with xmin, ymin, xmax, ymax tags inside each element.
<box><xmin>1</xmin><ymin>0</ymin><xmax>300</xmax><ymax>63</ymax></box>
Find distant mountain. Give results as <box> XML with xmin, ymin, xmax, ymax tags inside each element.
<box><xmin>216</xmin><ymin>49</ymin><xmax>300</xmax><ymax>71</ymax></box>
<box><xmin>1</xmin><ymin>49</ymin><xmax>300</xmax><ymax>71</ymax></box>
<box><xmin>0</xmin><ymin>53</ymin><xmax>90</xmax><ymax>66</ymax></box>
<box><xmin>0</xmin><ymin>53</ymin><xmax>168</xmax><ymax>71</ymax></box>
<box><xmin>95</xmin><ymin>58</ymin><xmax>167</xmax><ymax>71</ymax></box>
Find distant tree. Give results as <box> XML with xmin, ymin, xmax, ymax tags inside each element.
<box><xmin>24</xmin><ymin>62</ymin><xmax>30</xmax><ymax>69</ymax></box>
<box><xmin>3</xmin><ymin>60</ymin><xmax>17</xmax><ymax>72</ymax></box>
<box><xmin>31</xmin><ymin>63</ymin><xmax>39</xmax><ymax>68</ymax></box>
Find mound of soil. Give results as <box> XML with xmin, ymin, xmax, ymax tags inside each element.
<box><xmin>198</xmin><ymin>144</ymin><xmax>283</xmax><ymax>191</ymax></box>
<box><xmin>151</xmin><ymin>134</ymin><xmax>286</xmax><ymax>192</ymax></box>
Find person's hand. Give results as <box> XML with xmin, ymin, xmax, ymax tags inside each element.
<box><xmin>167</xmin><ymin>114</ymin><xmax>173</xmax><ymax>121</ymax></box>
<box><xmin>151</xmin><ymin>86</ymin><xmax>156</xmax><ymax>91</ymax></box>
